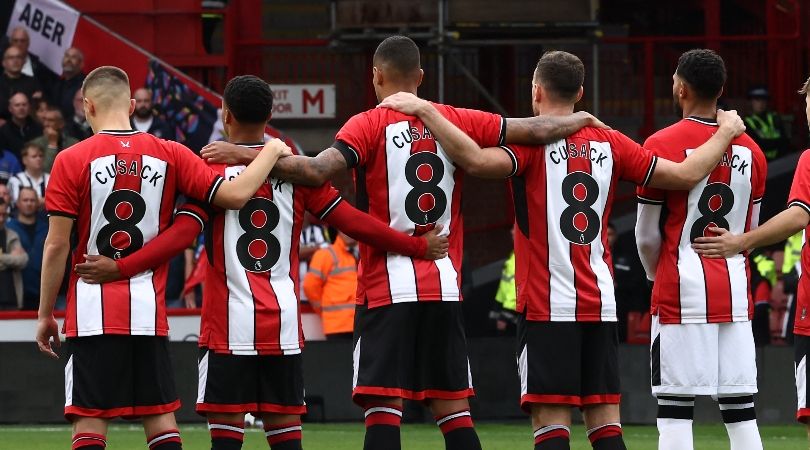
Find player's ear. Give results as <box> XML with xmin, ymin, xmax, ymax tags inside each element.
<box><xmin>717</xmin><ymin>85</ymin><xmax>724</xmax><ymax>99</ymax></box>
<box><xmin>373</xmin><ymin>66</ymin><xmax>383</xmax><ymax>87</ymax></box>
<box><xmin>416</xmin><ymin>69</ymin><xmax>424</xmax><ymax>87</ymax></box>
<box><xmin>128</xmin><ymin>98</ymin><xmax>136</xmax><ymax>116</ymax></box>
<box><xmin>575</xmin><ymin>86</ymin><xmax>584</xmax><ymax>103</ymax></box>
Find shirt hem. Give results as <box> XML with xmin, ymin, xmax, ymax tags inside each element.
<box><xmin>654</xmin><ymin>314</ymin><xmax>752</xmax><ymax>325</ymax></box>
<box><xmin>65</xmin><ymin>328</ymin><xmax>169</xmax><ymax>338</ymax></box>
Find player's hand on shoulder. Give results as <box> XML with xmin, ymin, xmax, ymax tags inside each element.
<box><xmin>75</xmin><ymin>254</ymin><xmax>121</xmax><ymax>284</ymax></box>
<box><xmin>35</xmin><ymin>315</ymin><xmax>60</xmax><ymax>359</ymax></box>
<box><xmin>378</xmin><ymin>92</ymin><xmax>431</xmax><ymax>116</ymax></box>
<box><xmin>265</xmin><ymin>138</ymin><xmax>293</xmax><ymax>158</ymax></box>
<box><xmin>691</xmin><ymin>227</ymin><xmax>742</xmax><ymax>258</ymax></box>
<box><xmin>577</xmin><ymin>111</ymin><xmax>611</xmax><ymax>130</ymax></box>
<box><xmin>422</xmin><ymin>224</ymin><xmax>450</xmax><ymax>260</ymax></box>
<box><xmin>200</xmin><ymin>141</ymin><xmax>246</xmax><ymax>164</ymax></box>
<box><xmin>716</xmin><ymin>109</ymin><xmax>745</xmax><ymax>137</ymax></box>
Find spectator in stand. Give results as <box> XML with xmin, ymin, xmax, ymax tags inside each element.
<box><xmin>304</xmin><ymin>231</ymin><xmax>359</xmax><ymax>340</ymax></box>
<box><xmin>65</xmin><ymin>88</ymin><xmax>92</xmax><ymax>141</ymax></box>
<box><xmin>33</xmin><ymin>98</ymin><xmax>49</xmax><ymax>127</ymax></box>
<box><xmin>0</xmin><ymin>145</ymin><xmax>21</xmax><ymax>184</ymax></box>
<box><xmin>745</xmin><ymin>86</ymin><xmax>791</xmax><ymax>161</ymax></box>
<box><xmin>0</xmin><ymin>92</ymin><xmax>42</xmax><ymax>159</ymax></box>
<box><xmin>49</xmin><ymin>47</ymin><xmax>85</xmax><ymax>120</ymax></box>
<box><xmin>0</xmin><ymin>45</ymin><xmax>42</xmax><ymax>122</ymax></box>
<box><xmin>0</xmin><ymin>198</ymin><xmax>27</xmax><ymax>310</ymax></box>
<box><xmin>8</xmin><ymin>142</ymin><xmax>48</xmax><ymax>206</ymax></box>
<box><xmin>0</xmin><ymin>183</ymin><xmax>10</xmax><ymax>205</ymax></box>
<box><xmin>131</xmin><ymin>88</ymin><xmax>174</xmax><ymax>139</ymax></box>
<box><xmin>8</xmin><ymin>27</ymin><xmax>55</xmax><ymax>86</ymax></box>
<box><xmin>36</xmin><ymin>106</ymin><xmax>79</xmax><ymax>171</ymax></box>
<box><xmin>299</xmin><ymin>214</ymin><xmax>330</xmax><ymax>301</ymax></box>
<box><xmin>491</xmin><ymin>229</ymin><xmax>518</xmax><ymax>335</ymax></box>
<box><xmin>6</xmin><ymin>187</ymin><xmax>46</xmax><ymax>310</ymax></box>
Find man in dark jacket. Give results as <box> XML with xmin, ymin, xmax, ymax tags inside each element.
<box><xmin>0</xmin><ymin>92</ymin><xmax>41</xmax><ymax>159</ymax></box>
<box><xmin>6</xmin><ymin>186</ymin><xmax>47</xmax><ymax>310</ymax></box>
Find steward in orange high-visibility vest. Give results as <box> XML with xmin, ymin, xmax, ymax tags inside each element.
<box><xmin>303</xmin><ymin>233</ymin><xmax>358</xmax><ymax>339</ymax></box>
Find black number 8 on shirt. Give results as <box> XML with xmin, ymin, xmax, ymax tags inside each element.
<box><xmin>560</xmin><ymin>171</ymin><xmax>600</xmax><ymax>245</ymax></box>
<box><xmin>235</xmin><ymin>197</ymin><xmax>282</xmax><ymax>273</ymax></box>
<box><xmin>96</xmin><ymin>189</ymin><xmax>147</xmax><ymax>259</ymax></box>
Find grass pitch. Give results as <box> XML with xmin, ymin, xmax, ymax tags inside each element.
<box><xmin>0</xmin><ymin>423</ymin><xmax>806</xmax><ymax>449</ymax></box>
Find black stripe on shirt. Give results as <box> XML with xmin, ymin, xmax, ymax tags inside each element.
<box><xmin>498</xmin><ymin>145</ymin><xmax>518</xmax><ymax>178</ymax></box>
<box><xmin>641</xmin><ymin>155</ymin><xmax>658</xmax><ymax>187</ymax></box>
<box><xmin>789</xmin><ymin>199</ymin><xmax>810</xmax><ymax>217</ymax></box>
<box><xmin>316</xmin><ymin>196</ymin><xmax>343</xmax><ymax>220</ymax></box>
<box><xmin>205</xmin><ymin>176</ymin><xmax>225</xmax><ymax>204</ymax></box>
<box><xmin>333</xmin><ymin>140</ymin><xmax>359</xmax><ymax>168</ymax></box>
<box><xmin>47</xmin><ymin>210</ymin><xmax>77</xmax><ymax>219</ymax></box>
<box><xmin>637</xmin><ymin>195</ymin><xmax>664</xmax><ymax>205</ymax></box>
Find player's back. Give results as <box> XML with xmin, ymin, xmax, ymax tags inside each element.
<box><xmin>504</xmin><ymin>126</ymin><xmax>656</xmax><ymax>322</ymax></box>
<box><xmin>46</xmin><ymin>130</ymin><xmax>223</xmax><ymax>337</ymax></box>
<box><xmin>334</xmin><ymin>103</ymin><xmax>504</xmax><ymax>308</ymax></box>
<box><xmin>638</xmin><ymin>117</ymin><xmax>767</xmax><ymax>324</ymax></box>
<box><xmin>196</xmin><ymin>144</ymin><xmax>342</xmax><ymax>355</ymax></box>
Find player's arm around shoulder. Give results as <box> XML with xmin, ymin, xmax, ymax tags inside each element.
<box><xmin>213</xmin><ymin>139</ymin><xmax>292</xmax><ymax>209</ymax></box>
<box><xmin>378</xmin><ymin>92</ymin><xmax>514</xmax><ymax>178</ymax></box>
<box><xmin>647</xmin><ymin>109</ymin><xmax>745</xmax><ymax>190</ymax></box>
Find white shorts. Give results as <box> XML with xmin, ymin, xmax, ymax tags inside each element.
<box><xmin>795</xmin><ymin>335</ymin><xmax>810</xmax><ymax>422</ymax></box>
<box><xmin>650</xmin><ymin>315</ymin><xmax>757</xmax><ymax>396</ymax></box>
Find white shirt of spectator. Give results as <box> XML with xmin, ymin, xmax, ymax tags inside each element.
<box><xmin>133</xmin><ymin>116</ymin><xmax>154</xmax><ymax>133</ymax></box>
<box><xmin>21</xmin><ymin>55</ymin><xmax>33</xmax><ymax>77</ymax></box>
<box><xmin>8</xmin><ymin>171</ymin><xmax>49</xmax><ymax>203</ymax></box>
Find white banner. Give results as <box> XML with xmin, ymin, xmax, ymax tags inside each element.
<box><xmin>7</xmin><ymin>0</ymin><xmax>80</xmax><ymax>74</ymax></box>
<box><xmin>270</xmin><ymin>84</ymin><xmax>336</xmax><ymax>119</ymax></box>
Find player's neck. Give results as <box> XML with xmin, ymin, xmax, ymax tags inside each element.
<box><xmin>535</xmin><ymin>103</ymin><xmax>574</xmax><ymax>117</ymax></box>
<box><xmin>378</xmin><ymin>86</ymin><xmax>417</xmax><ymax>103</ymax></box>
<box><xmin>91</xmin><ymin>113</ymin><xmax>133</xmax><ymax>133</ymax></box>
<box><xmin>681</xmin><ymin>102</ymin><xmax>717</xmax><ymax>121</ymax></box>
<box><xmin>227</xmin><ymin>127</ymin><xmax>264</xmax><ymax>145</ymax></box>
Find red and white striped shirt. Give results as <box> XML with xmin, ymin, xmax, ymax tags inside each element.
<box><xmin>637</xmin><ymin>117</ymin><xmax>767</xmax><ymax>324</ymax></box>
<box><xmin>784</xmin><ymin>150</ymin><xmax>810</xmax><ymax>335</ymax></box>
<box><xmin>45</xmin><ymin>130</ymin><xmax>223</xmax><ymax>337</ymax></box>
<box><xmin>334</xmin><ymin>104</ymin><xmax>504</xmax><ymax>308</ymax></box>
<box><xmin>185</xmin><ymin>145</ymin><xmax>343</xmax><ymax>355</ymax></box>
<box><xmin>503</xmin><ymin>127</ymin><xmax>657</xmax><ymax>322</ymax></box>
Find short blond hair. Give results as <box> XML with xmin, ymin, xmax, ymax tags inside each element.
<box><xmin>82</xmin><ymin>66</ymin><xmax>131</xmax><ymax>109</ymax></box>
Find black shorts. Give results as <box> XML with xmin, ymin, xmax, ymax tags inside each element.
<box><xmin>517</xmin><ymin>317</ymin><xmax>620</xmax><ymax>411</ymax></box>
<box><xmin>352</xmin><ymin>302</ymin><xmax>473</xmax><ymax>406</ymax></box>
<box><xmin>196</xmin><ymin>348</ymin><xmax>306</xmax><ymax>416</ymax></box>
<box><xmin>64</xmin><ymin>335</ymin><xmax>179</xmax><ymax>420</ymax></box>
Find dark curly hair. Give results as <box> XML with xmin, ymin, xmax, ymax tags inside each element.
<box><xmin>223</xmin><ymin>75</ymin><xmax>273</xmax><ymax>124</ymax></box>
<box><xmin>676</xmin><ymin>49</ymin><xmax>726</xmax><ymax>100</ymax></box>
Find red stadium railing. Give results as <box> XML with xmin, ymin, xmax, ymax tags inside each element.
<box><xmin>600</xmin><ymin>0</ymin><xmax>801</xmax><ymax>140</ymax></box>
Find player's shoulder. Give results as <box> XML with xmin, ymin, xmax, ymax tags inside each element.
<box><xmin>797</xmin><ymin>148</ymin><xmax>810</xmax><ymax>167</ymax></box>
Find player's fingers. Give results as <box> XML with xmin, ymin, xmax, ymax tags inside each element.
<box><xmin>53</xmin><ymin>333</ymin><xmax>61</xmax><ymax>350</ymax></box>
<box><xmin>433</xmin><ymin>223</ymin><xmax>444</xmax><ymax>233</ymax></box>
<box><xmin>706</xmin><ymin>227</ymin><xmax>728</xmax><ymax>235</ymax></box>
